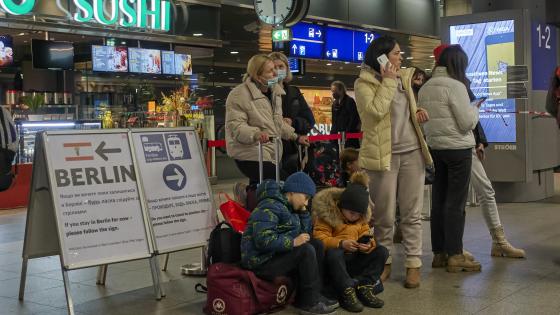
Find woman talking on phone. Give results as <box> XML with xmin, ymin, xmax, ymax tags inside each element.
<box><xmin>418</xmin><ymin>44</ymin><xmax>482</xmax><ymax>273</ymax></box>
<box><xmin>354</xmin><ymin>35</ymin><xmax>433</xmax><ymax>289</ymax></box>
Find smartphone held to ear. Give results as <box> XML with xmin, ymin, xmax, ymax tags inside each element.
<box><xmin>377</xmin><ymin>54</ymin><xmax>389</xmax><ymax>68</ymax></box>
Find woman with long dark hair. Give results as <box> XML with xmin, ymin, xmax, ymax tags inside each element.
<box><xmin>418</xmin><ymin>45</ymin><xmax>482</xmax><ymax>272</ymax></box>
<box><xmin>354</xmin><ymin>35</ymin><xmax>433</xmax><ymax>288</ymax></box>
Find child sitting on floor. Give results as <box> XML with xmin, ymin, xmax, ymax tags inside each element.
<box><xmin>313</xmin><ymin>172</ymin><xmax>388</xmax><ymax>313</ymax></box>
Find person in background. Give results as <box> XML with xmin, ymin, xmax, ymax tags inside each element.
<box><xmin>338</xmin><ymin>148</ymin><xmax>361</xmax><ymax>187</ymax></box>
<box><xmin>269</xmin><ymin>52</ymin><xmax>316</xmax><ymax>175</ymax></box>
<box><xmin>331</xmin><ymin>81</ymin><xmax>361</xmax><ymax>148</ymax></box>
<box><xmin>0</xmin><ymin>106</ymin><xmax>17</xmax><ymax>191</ymax></box>
<box><xmin>313</xmin><ymin>172</ymin><xmax>387</xmax><ymax>312</ymax></box>
<box><xmin>419</xmin><ymin>44</ymin><xmax>481</xmax><ymax>273</ymax></box>
<box><xmin>546</xmin><ymin>66</ymin><xmax>560</xmax><ymax>128</ymax></box>
<box><xmin>354</xmin><ymin>35</ymin><xmax>433</xmax><ymax>289</ymax></box>
<box><xmin>412</xmin><ymin>68</ymin><xmax>428</xmax><ymax>100</ymax></box>
<box><xmin>227</xmin><ymin>54</ymin><xmax>309</xmax><ymax>210</ymax></box>
<box><xmin>241</xmin><ymin>172</ymin><xmax>337</xmax><ymax>315</ymax></box>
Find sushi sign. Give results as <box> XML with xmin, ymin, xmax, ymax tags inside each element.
<box><xmin>0</xmin><ymin>0</ymin><xmax>172</xmax><ymax>32</ymax></box>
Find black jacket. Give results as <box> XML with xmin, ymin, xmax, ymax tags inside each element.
<box><xmin>282</xmin><ymin>84</ymin><xmax>315</xmax><ymax>135</ymax></box>
<box><xmin>473</xmin><ymin>122</ymin><xmax>488</xmax><ymax>148</ymax></box>
<box><xmin>331</xmin><ymin>95</ymin><xmax>361</xmax><ymax>148</ymax></box>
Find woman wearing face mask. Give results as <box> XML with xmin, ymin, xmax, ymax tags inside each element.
<box><xmin>226</xmin><ymin>54</ymin><xmax>310</xmax><ymax>211</ymax></box>
<box><xmin>269</xmin><ymin>52</ymin><xmax>316</xmax><ymax>176</ymax></box>
<box><xmin>354</xmin><ymin>35</ymin><xmax>433</xmax><ymax>289</ymax></box>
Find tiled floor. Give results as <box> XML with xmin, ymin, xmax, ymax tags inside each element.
<box><xmin>1</xmin><ymin>177</ymin><xmax>560</xmax><ymax>315</ymax></box>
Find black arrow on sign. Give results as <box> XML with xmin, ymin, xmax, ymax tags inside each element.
<box><xmin>95</xmin><ymin>141</ymin><xmax>121</xmax><ymax>161</ymax></box>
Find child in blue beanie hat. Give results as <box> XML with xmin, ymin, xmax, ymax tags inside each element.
<box><xmin>241</xmin><ymin>172</ymin><xmax>337</xmax><ymax>315</ymax></box>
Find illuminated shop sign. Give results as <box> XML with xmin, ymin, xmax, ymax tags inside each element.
<box><xmin>0</xmin><ymin>0</ymin><xmax>171</xmax><ymax>32</ymax></box>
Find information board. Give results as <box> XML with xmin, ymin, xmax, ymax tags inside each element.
<box><xmin>43</xmin><ymin>131</ymin><xmax>152</xmax><ymax>269</ymax></box>
<box><xmin>353</xmin><ymin>31</ymin><xmax>377</xmax><ymax>63</ymax></box>
<box><xmin>531</xmin><ymin>21</ymin><xmax>557</xmax><ymax>91</ymax></box>
<box><xmin>324</xmin><ymin>27</ymin><xmax>353</xmax><ymax>62</ymax></box>
<box><xmin>161</xmin><ymin>50</ymin><xmax>175</xmax><ymax>75</ymax></box>
<box><xmin>129</xmin><ymin>48</ymin><xmax>162</xmax><ymax>74</ymax></box>
<box><xmin>92</xmin><ymin>45</ymin><xmax>128</xmax><ymax>72</ymax></box>
<box><xmin>289</xmin><ymin>22</ymin><xmax>324</xmax><ymax>59</ymax></box>
<box><xmin>131</xmin><ymin>129</ymin><xmax>215</xmax><ymax>253</ymax></box>
<box><xmin>450</xmin><ymin>20</ymin><xmax>516</xmax><ymax>143</ymax></box>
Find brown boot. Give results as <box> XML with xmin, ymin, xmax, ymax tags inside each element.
<box><xmin>447</xmin><ymin>254</ymin><xmax>482</xmax><ymax>273</ymax></box>
<box><xmin>404</xmin><ymin>268</ymin><xmax>420</xmax><ymax>288</ymax></box>
<box><xmin>380</xmin><ymin>264</ymin><xmax>391</xmax><ymax>282</ymax></box>
<box><xmin>490</xmin><ymin>225</ymin><xmax>526</xmax><ymax>258</ymax></box>
<box><xmin>431</xmin><ymin>253</ymin><xmax>448</xmax><ymax>268</ymax></box>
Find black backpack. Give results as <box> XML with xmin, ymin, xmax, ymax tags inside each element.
<box><xmin>207</xmin><ymin>221</ymin><xmax>242</xmax><ymax>266</ymax></box>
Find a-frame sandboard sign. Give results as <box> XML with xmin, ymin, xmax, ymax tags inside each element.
<box><xmin>19</xmin><ymin>130</ymin><xmax>163</xmax><ymax>315</ymax></box>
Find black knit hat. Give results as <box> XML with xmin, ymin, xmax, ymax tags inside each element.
<box><xmin>339</xmin><ymin>183</ymin><xmax>369</xmax><ymax>214</ymax></box>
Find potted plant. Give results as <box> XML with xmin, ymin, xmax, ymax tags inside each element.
<box><xmin>22</xmin><ymin>94</ymin><xmax>45</xmax><ymax>121</ymax></box>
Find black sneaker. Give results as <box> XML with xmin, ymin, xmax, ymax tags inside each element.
<box><xmin>339</xmin><ymin>287</ymin><xmax>364</xmax><ymax>313</ymax></box>
<box><xmin>297</xmin><ymin>301</ymin><xmax>336</xmax><ymax>315</ymax></box>
<box><xmin>356</xmin><ymin>285</ymin><xmax>384</xmax><ymax>308</ymax></box>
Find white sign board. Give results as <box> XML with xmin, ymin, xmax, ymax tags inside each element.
<box><xmin>131</xmin><ymin>128</ymin><xmax>215</xmax><ymax>253</ymax></box>
<box><xmin>44</xmin><ymin>131</ymin><xmax>152</xmax><ymax>269</ymax></box>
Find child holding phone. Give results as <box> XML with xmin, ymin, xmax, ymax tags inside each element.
<box><xmin>312</xmin><ymin>172</ymin><xmax>388</xmax><ymax>313</ymax></box>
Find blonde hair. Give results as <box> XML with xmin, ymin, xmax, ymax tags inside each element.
<box><xmin>268</xmin><ymin>52</ymin><xmax>293</xmax><ymax>83</ymax></box>
<box><xmin>243</xmin><ymin>54</ymin><xmax>274</xmax><ymax>82</ymax></box>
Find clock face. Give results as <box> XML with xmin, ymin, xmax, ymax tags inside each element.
<box><xmin>254</xmin><ymin>0</ymin><xmax>296</xmax><ymax>25</ymax></box>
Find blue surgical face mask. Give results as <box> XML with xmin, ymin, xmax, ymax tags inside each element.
<box><xmin>277</xmin><ymin>69</ymin><xmax>287</xmax><ymax>82</ymax></box>
<box><xmin>266</xmin><ymin>77</ymin><xmax>278</xmax><ymax>88</ymax></box>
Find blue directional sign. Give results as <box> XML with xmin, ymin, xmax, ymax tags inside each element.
<box><xmin>354</xmin><ymin>30</ymin><xmax>378</xmax><ymax>63</ymax></box>
<box><xmin>324</xmin><ymin>27</ymin><xmax>354</xmax><ymax>62</ymax></box>
<box><xmin>289</xmin><ymin>22</ymin><xmax>324</xmax><ymax>59</ymax></box>
<box><xmin>163</xmin><ymin>164</ymin><xmax>187</xmax><ymax>191</ymax></box>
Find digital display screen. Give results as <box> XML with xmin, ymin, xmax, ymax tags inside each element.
<box><xmin>92</xmin><ymin>45</ymin><xmax>128</xmax><ymax>72</ymax></box>
<box><xmin>450</xmin><ymin>20</ymin><xmax>516</xmax><ymax>143</ymax></box>
<box><xmin>289</xmin><ymin>22</ymin><xmax>324</xmax><ymax>59</ymax></box>
<box><xmin>174</xmin><ymin>53</ymin><xmax>192</xmax><ymax>75</ymax></box>
<box><xmin>128</xmin><ymin>48</ymin><xmax>161</xmax><ymax>74</ymax></box>
<box><xmin>32</xmin><ymin>39</ymin><xmax>74</xmax><ymax>70</ymax></box>
<box><xmin>323</xmin><ymin>27</ymin><xmax>353</xmax><ymax>62</ymax></box>
<box><xmin>288</xmin><ymin>57</ymin><xmax>305</xmax><ymax>75</ymax></box>
<box><xmin>161</xmin><ymin>51</ymin><xmax>175</xmax><ymax>75</ymax></box>
<box><xmin>0</xmin><ymin>35</ymin><xmax>13</xmax><ymax>67</ymax></box>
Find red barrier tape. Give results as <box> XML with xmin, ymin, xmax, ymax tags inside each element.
<box><xmin>308</xmin><ymin>134</ymin><xmax>341</xmax><ymax>142</ymax></box>
<box><xmin>345</xmin><ymin>132</ymin><xmax>363</xmax><ymax>140</ymax></box>
<box><xmin>207</xmin><ymin>139</ymin><xmax>226</xmax><ymax>148</ymax></box>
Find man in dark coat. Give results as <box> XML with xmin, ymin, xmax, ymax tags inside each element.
<box><xmin>330</xmin><ymin>81</ymin><xmax>361</xmax><ymax>148</ymax></box>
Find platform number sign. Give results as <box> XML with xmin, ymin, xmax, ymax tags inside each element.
<box><xmin>531</xmin><ymin>22</ymin><xmax>557</xmax><ymax>90</ymax></box>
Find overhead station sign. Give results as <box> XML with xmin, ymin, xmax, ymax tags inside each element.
<box><xmin>288</xmin><ymin>22</ymin><xmax>379</xmax><ymax>63</ymax></box>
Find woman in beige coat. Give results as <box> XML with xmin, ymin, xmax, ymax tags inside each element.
<box><xmin>354</xmin><ymin>35</ymin><xmax>432</xmax><ymax>288</ymax></box>
<box><xmin>226</xmin><ymin>54</ymin><xmax>309</xmax><ymax>210</ymax></box>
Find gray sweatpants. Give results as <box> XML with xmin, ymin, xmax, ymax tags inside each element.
<box><xmin>367</xmin><ymin>149</ymin><xmax>425</xmax><ymax>268</ymax></box>
<box><xmin>470</xmin><ymin>149</ymin><xmax>501</xmax><ymax>229</ymax></box>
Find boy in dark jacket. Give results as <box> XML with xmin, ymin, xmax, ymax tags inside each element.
<box><xmin>241</xmin><ymin>172</ymin><xmax>336</xmax><ymax>315</ymax></box>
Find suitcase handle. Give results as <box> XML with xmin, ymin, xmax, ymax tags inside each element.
<box><xmin>257</xmin><ymin>137</ymin><xmax>281</xmax><ymax>184</ymax></box>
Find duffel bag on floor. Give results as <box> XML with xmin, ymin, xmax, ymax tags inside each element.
<box><xmin>203</xmin><ymin>263</ymin><xmax>294</xmax><ymax>315</ymax></box>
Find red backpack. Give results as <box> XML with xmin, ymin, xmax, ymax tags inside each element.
<box><xmin>203</xmin><ymin>263</ymin><xmax>294</xmax><ymax>315</ymax></box>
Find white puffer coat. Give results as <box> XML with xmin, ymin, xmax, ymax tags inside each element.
<box><xmin>418</xmin><ymin>67</ymin><xmax>479</xmax><ymax>150</ymax></box>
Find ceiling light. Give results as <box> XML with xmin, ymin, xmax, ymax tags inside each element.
<box><xmin>424</xmin><ymin>69</ymin><xmax>432</xmax><ymax>71</ymax></box>
<box><xmin>222</xmin><ymin>71</ymin><xmax>228</xmax><ymax>74</ymax></box>
<box><xmin>344</xmin><ymin>62</ymin><xmax>350</xmax><ymax>64</ymax></box>
<box><xmin>326</xmin><ymin>63</ymin><xmax>332</xmax><ymax>66</ymax></box>
<box><xmin>230</xmin><ymin>51</ymin><xmax>239</xmax><ymax>55</ymax></box>
<box><xmin>399</xmin><ymin>52</ymin><xmax>405</xmax><ymax>54</ymax></box>
<box><xmin>401</xmin><ymin>66</ymin><xmax>406</xmax><ymax>69</ymax></box>
<box><xmin>18</xmin><ymin>32</ymin><xmax>25</xmax><ymax>36</ymax></box>
<box><xmin>406</xmin><ymin>57</ymin><xmax>414</xmax><ymax>60</ymax></box>
<box><xmin>356</xmin><ymin>65</ymin><xmax>361</xmax><ymax>68</ymax></box>
<box><xmin>193</xmin><ymin>33</ymin><xmax>203</xmax><ymax>37</ymax></box>
<box><xmin>429</xmin><ymin>55</ymin><xmax>435</xmax><ymax>58</ymax></box>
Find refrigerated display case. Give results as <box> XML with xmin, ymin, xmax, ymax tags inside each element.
<box><xmin>16</xmin><ymin>120</ymin><xmax>102</xmax><ymax>163</ymax></box>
